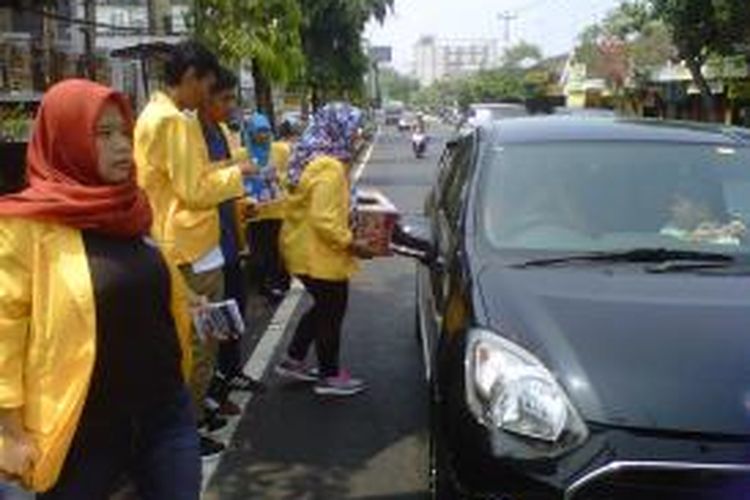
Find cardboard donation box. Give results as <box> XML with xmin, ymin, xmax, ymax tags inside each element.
<box><xmin>353</xmin><ymin>189</ymin><xmax>400</xmax><ymax>256</ymax></box>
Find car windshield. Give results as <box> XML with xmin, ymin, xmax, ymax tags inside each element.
<box><xmin>480</xmin><ymin>141</ymin><xmax>750</xmax><ymax>257</ymax></box>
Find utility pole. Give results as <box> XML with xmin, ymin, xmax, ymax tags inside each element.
<box><xmin>41</xmin><ymin>2</ymin><xmax>54</xmax><ymax>87</ymax></box>
<box><xmin>147</xmin><ymin>0</ymin><xmax>170</xmax><ymax>35</ymax></box>
<box><xmin>147</xmin><ymin>0</ymin><xmax>157</xmax><ymax>34</ymax></box>
<box><xmin>83</xmin><ymin>0</ymin><xmax>96</xmax><ymax>80</ymax></box>
<box><xmin>497</xmin><ymin>11</ymin><xmax>517</xmax><ymax>45</ymax></box>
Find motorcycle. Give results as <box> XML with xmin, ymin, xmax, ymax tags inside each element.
<box><xmin>411</xmin><ymin>132</ymin><xmax>427</xmax><ymax>159</ymax></box>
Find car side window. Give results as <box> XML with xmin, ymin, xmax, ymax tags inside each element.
<box><xmin>435</xmin><ymin>144</ymin><xmax>456</xmax><ymax>200</ymax></box>
<box><xmin>439</xmin><ymin>137</ymin><xmax>473</xmax><ymax>227</ymax></box>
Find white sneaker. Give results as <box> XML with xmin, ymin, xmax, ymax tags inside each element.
<box><xmin>275</xmin><ymin>357</ymin><xmax>319</xmax><ymax>382</ymax></box>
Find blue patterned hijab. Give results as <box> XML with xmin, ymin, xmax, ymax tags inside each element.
<box><xmin>287</xmin><ymin>102</ymin><xmax>363</xmax><ymax>187</ymax></box>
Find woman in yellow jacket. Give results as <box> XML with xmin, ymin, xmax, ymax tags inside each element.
<box><xmin>0</xmin><ymin>80</ymin><xmax>199</xmax><ymax>499</ymax></box>
<box><xmin>275</xmin><ymin>103</ymin><xmax>372</xmax><ymax>397</ymax></box>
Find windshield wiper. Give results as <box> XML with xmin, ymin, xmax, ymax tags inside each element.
<box><xmin>645</xmin><ymin>258</ymin><xmax>750</xmax><ymax>274</ymax></box>
<box><xmin>512</xmin><ymin>248</ymin><xmax>735</xmax><ymax>269</ymax></box>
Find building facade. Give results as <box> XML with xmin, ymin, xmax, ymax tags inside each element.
<box><xmin>413</xmin><ymin>35</ymin><xmax>500</xmax><ymax>87</ymax></box>
<box><xmin>0</xmin><ymin>1</ymin><xmax>189</xmax><ymax>98</ymax></box>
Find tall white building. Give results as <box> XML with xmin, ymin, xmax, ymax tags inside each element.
<box><xmin>413</xmin><ymin>36</ymin><xmax>500</xmax><ymax>87</ymax></box>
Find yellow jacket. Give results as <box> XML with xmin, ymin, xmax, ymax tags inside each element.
<box><xmin>281</xmin><ymin>156</ymin><xmax>357</xmax><ymax>281</ymax></box>
<box><xmin>135</xmin><ymin>92</ymin><xmax>246</xmax><ymax>265</ymax></box>
<box><xmin>271</xmin><ymin>140</ymin><xmax>292</xmax><ymax>188</ymax></box>
<box><xmin>252</xmin><ymin>141</ymin><xmax>292</xmax><ymax>222</ymax></box>
<box><xmin>0</xmin><ymin>218</ymin><xmax>192</xmax><ymax>492</ymax></box>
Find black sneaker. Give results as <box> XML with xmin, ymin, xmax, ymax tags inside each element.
<box><xmin>229</xmin><ymin>374</ymin><xmax>267</xmax><ymax>394</ymax></box>
<box><xmin>199</xmin><ymin>413</ymin><xmax>229</xmax><ymax>434</ymax></box>
<box><xmin>200</xmin><ymin>435</ymin><xmax>225</xmax><ymax>461</ymax></box>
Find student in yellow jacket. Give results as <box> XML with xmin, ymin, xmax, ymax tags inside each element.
<box><xmin>0</xmin><ymin>80</ymin><xmax>198</xmax><ymax>498</ymax></box>
<box><xmin>275</xmin><ymin>103</ymin><xmax>373</xmax><ymax>397</ymax></box>
<box><xmin>245</xmin><ymin>119</ymin><xmax>298</xmax><ymax>299</ymax></box>
<box><xmin>134</xmin><ymin>42</ymin><xmax>255</xmax><ymax>458</ymax></box>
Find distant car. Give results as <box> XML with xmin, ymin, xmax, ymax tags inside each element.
<box><xmin>394</xmin><ymin>116</ymin><xmax>750</xmax><ymax>499</ymax></box>
<box><xmin>385</xmin><ymin>101</ymin><xmax>406</xmax><ymax>126</ymax></box>
<box><xmin>398</xmin><ymin>115</ymin><xmax>414</xmax><ymax>132</ymax></box>
<box><xmin>464</xmin><ymin>102</ymin><xmax>528</xmax><ymax>129</ymax></box>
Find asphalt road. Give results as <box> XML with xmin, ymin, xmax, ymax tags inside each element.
<box><xmin>205</xmin><ymin>125</ymin><xmax>449</xmax><ymax>500</ymax></box>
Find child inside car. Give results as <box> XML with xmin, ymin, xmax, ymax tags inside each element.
<box><xmin>660</xmin><ymin>193</ymin><xmax>747</xmax><ymax>245</ymax></box>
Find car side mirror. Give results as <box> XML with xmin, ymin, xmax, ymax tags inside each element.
<box><xmin>391</xmin><ymin>215</ymin><xmax>441</xmax><ymax>270</ymax></box>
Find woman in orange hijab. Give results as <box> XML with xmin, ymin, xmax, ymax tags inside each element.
<box><xmin>0</xmin><ymin>80</ymin><xmax>199</xmax><ymax>499</ymax></box>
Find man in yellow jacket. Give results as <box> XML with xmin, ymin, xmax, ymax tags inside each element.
<box><xmin>134</xmin><ymin>41</ymin><xmax>255</xmax><ymax>459</ymax></box>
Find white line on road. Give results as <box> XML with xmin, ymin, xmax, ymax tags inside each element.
<box><xmin>201</xmin><ymin>282</ymin><xmax>304</xmax><ymax>494</ymax></box>
<box><xmin>353</xmin><ymin>126</ymin><xmax>380</xmax><ymax>184</ymax></box>
<box><xmin>202</xmin><ymin>129</ymin><xmax>379</xmax><ymax>495</ymax></box>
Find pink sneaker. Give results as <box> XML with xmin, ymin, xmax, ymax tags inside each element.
<box><xmin>314</xmin><ymin>370</ymin><xmax>366</xmax><ymax>396</ymax></box>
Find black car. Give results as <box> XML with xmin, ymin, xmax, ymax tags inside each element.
<box><xmin>394</xmin><ymin>117</ymin><xmax>750</xmax><ymax>499</ymax></box>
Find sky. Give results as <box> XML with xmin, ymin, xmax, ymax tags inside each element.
<box><xmin>365</xmin><ymin>0</ymin><xmax>622</xmax><ymax>74</ymax></box>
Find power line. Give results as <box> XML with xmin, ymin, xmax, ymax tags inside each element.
<box><xmin>15</xmin><ymin>4</ymin><xmax>150</xmax><ymax>34</ymax></box>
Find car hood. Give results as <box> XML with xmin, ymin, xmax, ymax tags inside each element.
<box><xmin>474</xmin><ymin>262</ymin><xmax>750</xmax><ymax>435</ymax></box>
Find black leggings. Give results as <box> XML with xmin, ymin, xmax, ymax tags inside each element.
<box><xmin>287</xmin><ymin>276</ymin><xmax>349</xmax><ymax>378</ymax></box>
<box><xmin>247</xmin><ymin>219</ymin><xmax>290</xmax><ymax>294</ymax></box>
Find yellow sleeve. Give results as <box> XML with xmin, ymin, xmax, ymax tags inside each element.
<box><xmin>0</xmin><ymin>221</ymin><xmax>31</xmax><ymax>408</ymax></box>
<box><xmin>163</xmin><ymin>116</ymin><xmax>245</xmax><ymax>209</ymax></box>
<box><xmin>219</xmin><ymin>123</ymin><xmax>248</xmax><ymax>162</ymax></box>
<box><xmin>271</xmin><ymin>142</ymin><xmax>291</xmax><ymax>178</ymax></box>
<box><xmin>309</xmin><ymin>167</ymin><xmax>353</xmax><ymax>251</ymax></box>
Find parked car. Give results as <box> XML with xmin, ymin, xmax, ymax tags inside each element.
<box><xmin>463</xmin><ymin>102</ymin><xmax>528</xmax><ymax>129</ymax></box>
<box><xmin>394</xmin><ymin>116</ymin><xmax>750</xmax><ymax>499</ymax></box>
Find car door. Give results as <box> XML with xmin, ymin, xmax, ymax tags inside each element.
<box><xmin>423</xmin><ymin>134</ymin><xmax>475</xmax><ymax>363</ymax></box>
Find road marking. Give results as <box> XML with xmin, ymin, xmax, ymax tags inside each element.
<box><xmin>202</xmin><ymin>130</ymin><xmax>380</xmax><ymax>494</ymax></box>
<box><xmin>353</xmin><ymin>126</ymin><xmax>380</xmax><ymax>183</ymax></box>
<box><xmin>201</xmin><ymin>282</ymin><xmax>305</xmax><ymax>494</ymax></box>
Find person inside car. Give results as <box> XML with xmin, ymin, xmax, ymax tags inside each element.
<box><xmin>660</xmin><ymin>193</ymin><xmax>746</xmax><ymax>245</ymax></box>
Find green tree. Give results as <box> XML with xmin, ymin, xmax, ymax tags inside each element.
<box><xmin>501</xmin><ymin>41</ymin><xmax>542</xmax><ymax>70</ymax></box>
<box><xmin>298</xmin><ymin>0</ymin><xmax>393</xmax><ymax>109</ymax></box>
<box><xmin>379</xmin><ymin>68</ymin><xmax>419</xmax><ymax>104</ymax></box>
<box><xmin>650</xmin><ymin>0</ymin><xmax>750</xmax><ymax>115</ymax></box>
<box><xmin>190</xmin><ymin>0</ymin><xmax>304</xmax><ymax>123</ymax></box>
<box><xmin>574</xmin><ymin>2</ymin><xmax>674</xmax><ymax>94</ymax></box>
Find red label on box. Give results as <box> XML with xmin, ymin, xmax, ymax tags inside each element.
<box><xmin>354</xmin><ymin>189</ymin><xmax>400</xmax><ymax>257</ymax></box>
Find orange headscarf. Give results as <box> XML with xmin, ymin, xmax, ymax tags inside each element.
<box><xmin>0</xmin><ymin>79</ymin><xmax>152</xmax><ymax>237</ymax></box>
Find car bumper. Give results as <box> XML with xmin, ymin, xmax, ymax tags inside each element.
<box><xmin>445</xmin><ymin>421</ymin><xmax>750</xmax><ymax>499</ymax></box>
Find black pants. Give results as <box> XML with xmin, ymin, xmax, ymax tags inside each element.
<box><xmin>287</xmin><ymin>276</ymin><xmax>349</xmax><ymax>378</ymax></box>
<box><xmin>216</xmin><ymin>258</ymin><xmax>246</xmax><ymax>381</ymax></box>
<box><xmin>247</xmin><ymin>219</ymin><xmax>290</xmax><ymax>296</ymax></box>
<box><xmin>38</xmin><ymin>388</ymin><xmax>199</xmax><ymax>500</ymax></box>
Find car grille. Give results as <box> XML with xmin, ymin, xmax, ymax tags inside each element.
<box><xmin>566</xmin><ymin>461</ymin><xmax>750</xmax><ymax>500</ymax></box>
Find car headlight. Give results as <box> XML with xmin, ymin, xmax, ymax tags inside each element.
<box><xmin>465</xmin><ymin>329</ymin><xmax>588</xmax><ymax>446</ymax></box>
